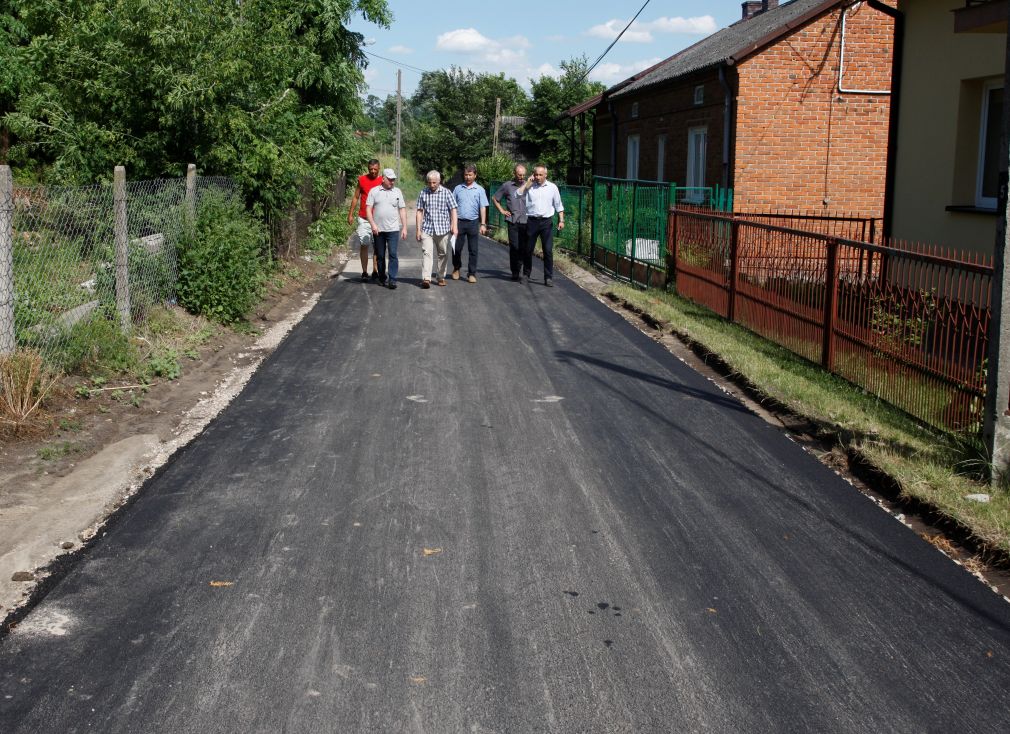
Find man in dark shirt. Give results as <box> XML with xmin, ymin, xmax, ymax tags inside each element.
<box><xmin>492</xmin><ymin>164</ymin><xmax>529</xmax><ymax>282</ymax></box>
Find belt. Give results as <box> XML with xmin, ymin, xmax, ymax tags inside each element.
<box><xmin>527</xmin><ymin>215</ymin><xmax>553</xmax><ymax>220</ymax></box>
<box><xmin>458</xmin><ymin>217</ymin><xmax>477</xmax><ymax>222</ymax></box>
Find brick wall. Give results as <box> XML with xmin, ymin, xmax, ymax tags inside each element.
<box><xmin>598</xmin><ymin>68</ymin><xmax>726</xmax><ymax>188</ymax></box>
<box><xmin>733</xmin><ymin>0</ymin><xmax>894</xmax><ymax>216</ymax></box>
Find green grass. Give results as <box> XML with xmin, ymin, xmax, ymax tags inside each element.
<box><xmin>37</xmin><ymin>441</ymin><xmax>82</xmax><ymax>461</ymax></box>
<box><xmin>599</xmin><ymin>281</ymin><xmax>1010</xmax><ymax>556</ymax></box>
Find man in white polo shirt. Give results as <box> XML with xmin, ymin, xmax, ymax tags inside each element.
<box><xmin>366</xmin><ymin>168</ymin><xmax>408</xmax><ymax>290</ymax></box>
<box><xmin>518</xmin><ymin>164</ymin><xmax>564</xmax><ymax>287</ymax></box>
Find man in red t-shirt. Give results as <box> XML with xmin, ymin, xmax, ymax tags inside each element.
<box><xmin>347</xmin><ymin>159</ymin><xmax>383</xmax><ymax>282</ymax></box>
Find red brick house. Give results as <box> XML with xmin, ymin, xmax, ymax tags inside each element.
<box><xmin>581</xmin><ymin>0</ymin><xmax>898</xmax><ymax>217</ymax></box>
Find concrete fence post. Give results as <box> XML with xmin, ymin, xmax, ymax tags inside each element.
<box><xmin>114</xmin><ymin>166</ymin><xmax>131</xmax><ymax>333</ymax></box>
<box><xmin>185</xmin><ymin>163</ymin><xmax>196</xmax><ymax>232</ymax></box>
<box><xmin>0</xmin><ymin>165</ymin><xmax>14</xmax><ymax>355</ymax></box>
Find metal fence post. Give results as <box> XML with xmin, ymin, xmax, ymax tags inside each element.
<box><xmin>822</xmin><ymin>237</ymin><xmax>840</xmax><ymax>371</ymax></box>
<box><xmin>630</xmin><ymin>181</ymin><xmax>638</xmax><ymax>285</ymax></box>
<box><xmin>0</xmin><ymin>165</ymin><xmax>13</xmax><ymax>355</ymax></box>
<box><xmin>727</xmin><ymin>219</ymin><xmax>740</xmax><ymax>322</ymax></box>
<box><xmin>114</xmin><ymin>166</ymin><xmax>131</xmax><ymax>333</ymax></box>
<box><xmin>185</xmin><ymin>163</ymin><xmax>197</xmax><ymax>232</ymax></box>
<box><xmin>667</xmin><ymin>206</ymin><xmax>678</xmax><ymax>289</ymax></box>
<box><xmin>590</xmin><ymin>182</ymin><xmax>597</xmax><ymax>268</ymax></box>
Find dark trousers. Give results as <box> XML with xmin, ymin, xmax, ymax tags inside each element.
<box><xmin>453</xmin><ymin>218</ymin><xmax>480</xmax><ymax>276</ymax></box>
<box><xmin>374</xmin><ymin>230</ymin><xmax>400</xmax><ymax>283</ymax></box>
<box><xmin>526</xmin><ymin>216</ymin><xmax>554</xmax><ymax>279</ymax></box>
<box><xmin>507</xmin><ymin>221</ymin><xmax>529</xmax><ymax>277</ymax></box>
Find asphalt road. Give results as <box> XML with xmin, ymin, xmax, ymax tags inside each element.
<box><xmin>3</xmin><ymin>230</ymin><xmax>1010</xmax><ymax>733</ymax></box>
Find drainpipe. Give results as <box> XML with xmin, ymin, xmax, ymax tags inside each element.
<box><xmin>719</xmin><ymin>65</ymin><xmax>735</xmax><ymax>194</ymax></box>
<box><xmin>866</xmin><ymin>0</ymin><xmax>904</xmax><ymax>240</ymax></box>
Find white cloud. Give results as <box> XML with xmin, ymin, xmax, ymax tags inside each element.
<box><xmin>587</xmin><ymin>20</ymin><xmax>653</xmax><ymax>43</ymax></box>
<box><xmin>435</xmin><ymin>27</ymin><xmax>539</xmax><ymax>80</ymax></box>
<box><xmin>388</xmin><ymin>45</ymin><xmax>413</xmax><ymax>55</ymax></box>
<box><xmin>652</xmin><ymin>16</ymin><xmax>718</xmax><ymax>34</ymax></box>
<box><xmin>589</xmin><ymin>57</ymin><xmax>664</xmax><ymax>85</ymax></box>
<box><xmin>531</xmin><ymin>63</ymin><xmax>561</xmax><ymax>79</ymax></box>
<box><xmin>437</xmin><ymin>28</ymin><xmax>490</xmax><ymax>53</ymax></box>
<box><xmin>586</xmin><ymin>15</ymin><xmax>717</xmax><ymax>43</ymax></box>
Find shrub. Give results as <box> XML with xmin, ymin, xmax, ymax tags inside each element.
<box><xmin>49</xmin><ymin>306</ymin><xmax>136</xmax><ymax>375</ymax></box>
<box><xmin>476</xmin><ymin>153</ymin><xmax>517</xmax><ymax>186</ymax></box>
<box><xmin>177</xmin><ymin>190</ymin><xmax>267</xmax><ymax>324</ymax></box>
<box><xmin>0</xmin><ymin>349</ymin><xmax>59</xmax><ymax>431</ymax></box>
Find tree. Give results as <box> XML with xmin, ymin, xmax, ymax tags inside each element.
<box><xmin>0</xmin><ymin>3</ymin><xmax>32</xmax><ymax>164</ymax></box>
<box><xmin>405</xmin><ymin>67</ymin><xmax>529</xmax><ymax>177</ymax></box>
<box><xmin>523</xmin><ymin>56</ymin><xmax>605</xmax><ymax>181</ymax></box>
<box><xmin>4</xmin><ymin>0</ymin><xmax>390</xmax><ymax>213</ymax></box>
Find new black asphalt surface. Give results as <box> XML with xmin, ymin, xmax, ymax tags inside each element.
<box><xmin>3</xmin><ymin>232</ymin><xmax>1010</xmax><ymax>733</ymax></box>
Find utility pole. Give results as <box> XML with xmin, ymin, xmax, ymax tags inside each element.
<box><xmin>493</xmin><ymin>97</ymin><xmax>501</xmax><ymax>156</ymax></box>
<box><xmin>395</xmin><ymin>69</ymin><xmax>402</xmax><ymax>176</ymax></box>
<box><xmin>983</xmin><ymin>2</ymin><xmax>1010</xmax><ymax>481</ymax></box>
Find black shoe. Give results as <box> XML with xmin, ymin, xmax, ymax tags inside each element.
<box><xmin>545</xmin><ymin>277</ymin><xmax>553</xmax><ymax>287</ymax></box>
<box><xmin>360</xmin><ymin>274</ymin><xmax>368</xmax><ymax>283</ymax></box>
<box><xmin>370</xmin><ymin>271</ymin><xmax>380</xmax><ymax>281</ymax></box>
<box><xmin>388</xmin><ymin>281</ymin><xmax>397</xmax><ymax>290</ymax></box>
<box><xmin>511</xmin><ymin>274</ymin><xmax>520</xmax><ymax>281</ymax></box>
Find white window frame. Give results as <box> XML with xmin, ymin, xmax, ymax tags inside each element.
<box><xmin>686</xmin><ymin>127</ymin><xmax>707</xmax><ymax>201</ymax></box>
<box><xmin>631</xmin><ymin>102</ymin><xmax>639</xmax><ymax>119</ymax></box>
<box><xmin>627</xmin><ymin>134</ymin><xmax>640</xmax><ymax>180</ymax></box>
<box><xmin>657</xmin><ymin>135</ymin><xmax>667</xmax><ymax>182</ymax></box>
<box><xmin>694</xmin><ymin>85</ymin><xmax>704</xmax><ymax>106</ymax></box>
<box><xmin>976</xmin><ymin>79</ymin><xmax>1003</xmax><ymax>210</ymax></box>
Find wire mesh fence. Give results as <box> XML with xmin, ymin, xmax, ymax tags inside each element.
<box><xmin>590</xmin><ymin>177</ymin><xmax>733</xmax><ymax>288</ymax></box>
<box><xmin>0</xmin><ymin>166</ymin><xmax>237</xmax><ymax>372</ymax></box>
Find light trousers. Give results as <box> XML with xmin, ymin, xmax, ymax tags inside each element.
<box><xmin>421</xmin><ymin>231</ymin><xmax>451</xmax><ymax>280</ymax></box>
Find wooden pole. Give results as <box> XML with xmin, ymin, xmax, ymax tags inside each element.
<box><xmin>0</xmin><ymin>165</ymin><xmax>14</xmax><ymax>355</ymax></box>
<box><xmin>493</xmin><ymin>97</ymin><xmax>501</xmax><ymax>156</ymax></box>
<box><xmin>185</xmin><ymin>163</ymin><xmax>197</xmax><ymax>232</ymax></box>
<box><xmin>114</xmin><ymin>166</ymin><xmax>131</xmax><ymax>333</ymax></box>
<box><xmin>395</xmin><ymin>69</ymin><xmax>402</xmax><ymax>176</ymax></box>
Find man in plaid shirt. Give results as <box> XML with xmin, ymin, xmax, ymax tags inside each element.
<box><xmin>414</xmin><ymin>171</ymin><xmax>458</xmax><ymax>287</ymax></box>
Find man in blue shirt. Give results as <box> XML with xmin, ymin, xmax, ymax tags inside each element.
<box><xmin>452</xmin><ymin>163</ymin><xmax>489</xmax><ymax>284</ymax></box>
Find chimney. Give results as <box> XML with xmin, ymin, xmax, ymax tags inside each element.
<box><xmin>742</xmin><ymin>0</ymin><xmax>778</xmax><ymax>19</ymax></box>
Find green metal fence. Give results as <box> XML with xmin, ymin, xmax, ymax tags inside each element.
<box><xmin>591</xmin><ymin>177</ymin><xmax>733</xmax><ymax>288</ymax></box>
<box><xmin>486</xmin><ymin>180</ymin><xmax>592</xmax><ymax>258</ymax></box>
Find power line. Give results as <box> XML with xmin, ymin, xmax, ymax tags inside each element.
<box><xmin>362</xmin><ymin>50</ymin><xmax>430</xmax><ymax>76</ymax></box>
<box><xmin>579</xmin><ymin>0</ymin><xmax>653</xmax><ymax>85</ymax></box>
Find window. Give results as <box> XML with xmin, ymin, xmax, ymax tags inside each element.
<box><xmin>631</xmin><ymin>102</ymin><xmax>639</xmax><ymax>119</ymax></box>
<box><xmin>627</xmin><ymin>134</ymin><xmax>640</xmax><ymax>179</ymax></box>
<box><xmin>976</xmin><ymin>81</ymin><xmax>1003</xmax><ymax>209</ymax></box>
<box><xmin>686</xmin><ymin>127</ymin><xmax>707</xmax><ymax>201</ymax></box>
<box><xmin>657</xmin><ymin>135</ymin><xmax>667</xmax><ymax>182</ymax></box>
<box><xmin>694</xmin><ymin>85</ymin><xmax>705</xmax><ymax>106</ymax></box>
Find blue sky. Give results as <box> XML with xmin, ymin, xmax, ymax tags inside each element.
<box><xmin>349</xmin><ymin>1</ymin><xmax>754</xmax><ymax>99</ymax></box>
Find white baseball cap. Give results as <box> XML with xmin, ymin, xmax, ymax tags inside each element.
<box><xmin>383</xmin><ymin>168</ymin><xmax>397</xmax><ymax>179</ymax></box>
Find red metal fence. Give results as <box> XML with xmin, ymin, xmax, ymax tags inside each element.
<box><xmin>669</xmin><ymin>208</ymin><xmax>992</xmax><ymax>432</ymax></box>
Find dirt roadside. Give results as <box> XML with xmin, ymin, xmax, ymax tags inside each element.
<box><xmin>0</xmin><ymin>248</ymin><xmax>351</xmax><ymax>627</ymax></box>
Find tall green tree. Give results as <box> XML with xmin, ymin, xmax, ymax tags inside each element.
<box><xmin>405</xmin><ymin>67</ymin><xmax>528</xmax><ymax>177</ymax></box>
<box><xmin>0</xmin><ymin>3</ymin><xmax>32</xmax><ymax>164</ymax></box>
<box><xmin>4</xmin><ymin>0</ymin><xmax>389</xmax><ymax>212</ymax></box>
<box><xmin>523</xmin><ymin>56</ymin><xmax>605</xmax><ymax>180</ymax></box>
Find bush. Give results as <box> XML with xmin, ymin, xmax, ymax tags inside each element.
<box><xmin>177</xmin><ymin>190</ymin><xmax>267</xmax><ymax>324</ymax></box>
<box><xmin>476</xmin><ymin>153</ymin><xmax>517</xmax><ymax>186</ymax></box>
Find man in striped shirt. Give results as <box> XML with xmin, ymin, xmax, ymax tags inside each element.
<box><xmin>415</xmin><ymin>171</ymin><xmax>458</xmax><ymax>287</ymax></box>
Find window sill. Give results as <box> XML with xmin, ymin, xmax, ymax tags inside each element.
<box><xmin>945</xmin><ymin>204</ymin><xmax>998</xmax><ymax>215</ymax></box>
